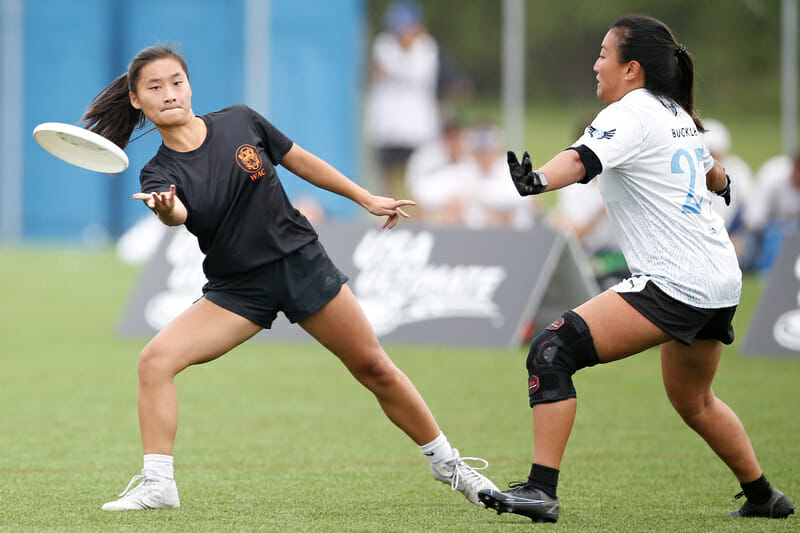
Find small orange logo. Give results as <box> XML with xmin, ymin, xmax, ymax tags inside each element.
<box><xmin>235</xmin><ymin>144</ymin><xmax>263</xmax><ymax>173</ymax></box>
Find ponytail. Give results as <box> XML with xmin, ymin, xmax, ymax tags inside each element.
<box><xmin>81</xmin><ymin>44</ymin><xmax>189</xmax><ymax>149</ymax></box>
<box><xmin>612</xmin><ymin>15</ymin><xmax>704</xmax><ymax>132</ymax></box>
<box><xmin>673</xmin><ymin>48</ymin><xmax>703</xmax><ymax>131</ymax></box>
<box><xmin>82</xmin><ymin>72</ymin><xmax>145</xmax><ymax>149</ymax></box>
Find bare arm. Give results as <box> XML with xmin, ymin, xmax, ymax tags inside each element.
<box><xmin>706</xmin><ymin>159</ymin><xmax>731</xmax><ymax>205</ymax></box>
<box><xmin>706</xmin><ymin>159</ymin><xmax>728</xmax><ymax>192</ymax></box>
<box><xmin>537</xmin><ymin>149</ymin><xmax>589</xmax><ymax>192</ymax></box>
<box><xmin>508</xmin><ymin>149</ymin><xmax>587</xmax><ymax>196</ymax></box>
<box><xmin>280</xmin><ymin>143</ymin><xmax>415</xmax><ymax>228</ymax></box>
<box><xmin>132</xmin><ymin>184</ymin><xmax>188</xmax><ymax>226</ymax></box>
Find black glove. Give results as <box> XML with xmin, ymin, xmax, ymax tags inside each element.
<box><xmin>508</xmin><ymin>150</ymin><xmax>548</xmax><ymax>196</ymax></box>
<box><xmin>714</xmin><ymin>172</ymin><xmax>731</xmax><ymax>206</ymax></box>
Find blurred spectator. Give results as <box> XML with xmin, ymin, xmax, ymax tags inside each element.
<box><xmin>412</xmin><ymin>123</ymin><xmax>535</xmax><ymax>229</ymax></box>
<box><xmin>702</xmin><ymin>118</ymin><xmax>754</xmax><ymax>261</ymax></box>
<box><xmin>742</xmin><ymin>152</ymin><xmax>800</xmax><ymax>273</ymax></box>
<box><xmin>552</xmin><ymin>179</ymin><xmax>627</xmax><ymax>289</ymax></box>
<box><xmin>551</xmin><ymin>117</ymin><xmax>627</xmax><ymax>288</ymax></box>
<box><xmin>437</xmin><ymin>50</ymin><xmax>474</xmax><ymax>103</ymax></box>
<box><xmin>364</xmin><ymin>0</ymin><xmax>440</xmax><ymax>198</ymax></box>
<box><xmin>406</xmin><ymin>113</ymin><xmax>470</xmax><ymax>219</ymax></box>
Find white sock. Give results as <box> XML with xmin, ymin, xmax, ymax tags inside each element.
<box><xmin>143</xmin><ymin>454</ymin><xmax>174</xmax><ymax>480</ymax></box>
<box><xmin>419</xmin><ymin>432</ymin><xmax>458</xmax><ymax>465</ymax></box>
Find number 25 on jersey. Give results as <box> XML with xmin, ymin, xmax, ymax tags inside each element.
<box><xmin>671</xmin><ymin>148</ymin><xmax>705</xmax><ymax>214</ymax></box>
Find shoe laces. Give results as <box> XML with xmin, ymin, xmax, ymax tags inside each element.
<box><xmin>732</xmin><ymin>490</ymin><xmax>745</xmax><ymax>502</ymax></box>
<box><xmin>117</xmin><ymin>472</ymin><xmax>161</xmax><ymax>499</ymax></box>
<box><xmin>445</xmin><ymin>449</ymin><xmax>490</xmax><ymax>491</ymax></box>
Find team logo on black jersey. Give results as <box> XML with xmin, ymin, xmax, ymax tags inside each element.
<box><xmin>588</xmin><ymin>125</ymin><xmax>616</xmax><ymax>139</ymax></box>
<box><xmin>235</xmin><ymin>144</ymin><xmax>265</xmax><ymax>181</ymax></box>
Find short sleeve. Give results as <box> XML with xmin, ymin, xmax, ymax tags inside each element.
<box><xmin>140</xmin><ymin>165</ymin><xmax>169</xmax><ymax>194</ymax></box>
<box><xmin>702</xmin><ymin>146</ymin><xmax>714</xmax><ymax>173</ymax></box>
<box><xmin>246</xmin><ymin>106</ymin><xmax>293</xmax><ymax>165</ymax></box>
<box><xmin>574</xmin><ymin>103</ymin><xmax>643</xmax><ymax>172</ymax></box>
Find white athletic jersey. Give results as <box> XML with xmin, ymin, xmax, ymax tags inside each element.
<box><xmin>574</xmin><ymin>89</ymin><xmax>741</xmax><ymax>308</ymax></box>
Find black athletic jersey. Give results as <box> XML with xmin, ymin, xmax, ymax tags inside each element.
<box><xmin>140</xmin><ymin>105</ymin><xmax>318</xmax><ymax>279</ymax></box>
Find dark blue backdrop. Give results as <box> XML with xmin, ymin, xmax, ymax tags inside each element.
<box><xmin>17</xmin><ymin>0</ymin><xmax>362</xmax><ymax>242</ymax></box>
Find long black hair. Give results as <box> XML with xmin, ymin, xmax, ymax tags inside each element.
<box><xmin>611</xmin><ymin>15</ymin><xmax>703</xmax><ymax>131</ymax></box>
<box><xmin>82</xmin><ymin>45</ymin><xmax>189</xmax><ymax>149</ymax></box>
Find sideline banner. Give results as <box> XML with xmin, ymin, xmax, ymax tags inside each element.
<box><xmin>742</xmin><ymin>231</ymin><xmax>800</xmax><ymax>357</ymax></box>
<box><xmin>117</xmin><ymin>223</ymin><xmax>599</xmax><ymax>347</ymax></box>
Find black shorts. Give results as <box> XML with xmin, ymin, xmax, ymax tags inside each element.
<box><xmin>202</xmin><ymin>240</ymin><xmax>349</xmax><ymax>329</ymax></box>
<box><xmin>613</xmin><ymin>277</ymin><xmax>737</xmax><ymax>346</ymax></box>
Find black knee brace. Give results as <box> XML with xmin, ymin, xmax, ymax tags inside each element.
<box><xmin>526</xmin><ymin>310</ymin><xmax>599</xmax><ymax>406</ymax></box>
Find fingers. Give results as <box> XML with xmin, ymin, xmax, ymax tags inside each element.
<box><xmin>380</xmin><ymin>207</ymin><xmax>412</xmax><ymax>229</ymax></box>
<box><xmin>392</xmin><ymin>199</ymin><xmax>416</xmax><ymax>208</ymax></box>
<box><xmin>382</xmin><ymin>214</ymin><xmax>397</xmax><ymax>229</ymax></box>
<box><xmin>521</xmin><ymin>151</ymin><xmax>532</xmax><ymax>172</ymax></box>
<box><xmin>507</xmin><ymin>150</ymin><xmax>520</xmax><ymax>167</ymax></box>
<box><xmin>133</xmin><ymin>186</ymin><xmax>176</xmax><ymax>210</ymax></box>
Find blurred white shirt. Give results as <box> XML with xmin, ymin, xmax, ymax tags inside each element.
<box><xmin>709</xmin><ymin>154</ymin><xmax>753</xmax><ymax>229</ymax></box>
<box><xmin>555</xmin><ymin>180</ymin><xmax>618</xmax><ymax>253</ymax></box>
<box><xmin>415</xmin><ymin>157</ymin><xmax>534</xmax><ymax>229</ymax></box>
<box><xmin>364</xmin><ymin>32</ymin><xmax>440</xmax><ymax>149</ymax></box>
<box><xmin>744</xmin><ymin>155</ymin><xmax>800</xmax><ymax>231</ymax></box>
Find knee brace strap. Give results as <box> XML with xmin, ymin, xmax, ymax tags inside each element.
<box><xmin>526</xmin><ymin>310</ymin><xmax>599</xmax><ymax>406</ymax></box>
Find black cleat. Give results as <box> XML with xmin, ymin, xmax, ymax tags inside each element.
<box><xmin>728</xmin><ymin>489</ymin><xmax>794</xmax><ymax>518</ymax></box>
<box><xmin>478</xmin><ymin>482</ymin><xmax>559</xmax><ymax>523</ymax></box>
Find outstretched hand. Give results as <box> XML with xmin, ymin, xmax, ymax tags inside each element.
<box><xmin>508</xmin><ymin>150</ymin><xmax>548</xmax><ymax>196</ymax></box>
<box><xmin>132</xmin><ymin>184</ymin><xmax>178</xmax><ymax>214</ymax></box>
<box><xmin>363</xmin><ymin>195</ymin><xmax>416</xmax><ymax>229</ymax></box>
<box><xmin>132</xmin><ymin>184</ymin><xmax>187</xmax><ymax>226</ymax></box>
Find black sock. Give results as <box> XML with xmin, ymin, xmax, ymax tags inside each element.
<box><xmin>528</xmin><ymin>463</ymin><xmax>559</xmax><ymax>498</ymax></box>
<box><xmin>741</xmin><ymin>474</ymin><xmax>772</xmax><ymax>505</ymax></box>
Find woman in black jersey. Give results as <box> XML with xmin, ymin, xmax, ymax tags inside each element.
<box><xmin>83</xmin><ymin>45</ymin><xmax>498</xmax><ymax>512</ymax></box>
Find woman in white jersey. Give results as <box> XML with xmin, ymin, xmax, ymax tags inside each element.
<box><xmin>477</xmin><ymin>15</ymin><xmax>794</xmax><ymax>523</ymax></box>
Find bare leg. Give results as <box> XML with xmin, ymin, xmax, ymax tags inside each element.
<box><xmin>532</xmin><ymin>290</ymin><xmax>670</xmax><ymax>468</ymax></box>
<box><xmin>138</xmin><ymin>298</ymin><xmax>262</xmax><ymax>454</ymax></box>
<box><xmin>661</xmin><ymin>339</ymin><xmax>762</xmax><ymax>483</ymax></box>
<box><xmin>299</xmin><ymin>285</ymin><xmax>440</xmax><ymax>445</ymax></box>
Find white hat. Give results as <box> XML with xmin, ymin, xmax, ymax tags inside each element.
<box><xmin>703</xmin><ymin>118</ymin><xmax>731</xmax><ymax>155</ymax></box>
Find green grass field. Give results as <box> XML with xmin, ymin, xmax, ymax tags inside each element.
<box><xmin>0</xmin><ymin>247</ymin><xmax>797</xmax><ymax>532</ymax></box>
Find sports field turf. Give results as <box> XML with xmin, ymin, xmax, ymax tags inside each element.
<box><xmin>0</xmin><ymin>246</ymin><xmax>797</xmax><ymax>531</ymax></box>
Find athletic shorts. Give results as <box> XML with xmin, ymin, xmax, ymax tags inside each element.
<box><xmin>612</xmin><ymin>276</ymin><xmax>737</xmax><ymax>346</ymax></box>
<box><xmin>202</xmin><ymin>240</ymin><xmax>349</xmax><ymax>329</ymax></box>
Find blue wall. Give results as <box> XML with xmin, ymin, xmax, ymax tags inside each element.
<box><xmin>15</xmin><ymin>0</ymin><xmax>363</xmax><ymax>243</ymax></box>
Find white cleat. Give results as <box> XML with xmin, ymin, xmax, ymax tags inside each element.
<box><xmin>430</xmin><ymin>449</ymin><xmax>500</xmax><ymax>507</ymax></box>
<box><xmin>101</xmin><ymin>473</ymin><xmax>180</xmax><ymax>511</ymax></box>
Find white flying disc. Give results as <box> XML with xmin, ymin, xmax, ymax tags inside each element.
<box><xmin>33</xmin><ymin>122</ymin><xmax>129</xmax><ymax>174</ymax></box>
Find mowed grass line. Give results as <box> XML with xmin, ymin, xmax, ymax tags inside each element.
<box><xmin>0</xmin><ymin>247</ymin><xmax>797</xmax><ymax>532</ymax></box>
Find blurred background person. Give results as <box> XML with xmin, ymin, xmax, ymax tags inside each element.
<box><xmin>364</xmin><ymin>0</ymin><xmax>440</xmax><ymax>198</ymax></box>
<box><xmin>406</xmin><ymin>112</ymin><xmax>471</xmax><ymax>221</ymax></box>
<box><xmin>742</xmin><ymin>151</ymin><xmax>800</xmax><ymax>274</ymax></box>
<box><xmin>703</xmin><ymin>119</ymin><xmax>754</xmax><ymax>264</ymax></box>
<box><xmin>464</xmin><ymin>124</ymin><xmax>536</xmax><ymax>229</ymax></box>
<box><xmin>411</xmin><ymin>123</ymin><xmax>535</xmax><ymax>229</ymax></box>
<box><xmin>552</xmin><ymin>117</ymin><xmax>627</xmax><ymax>288</ymax></box>
<box><xmin>552</xmin><ymin>178</ymin><xmax>627</xmax><ymax>289</ymax></box>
